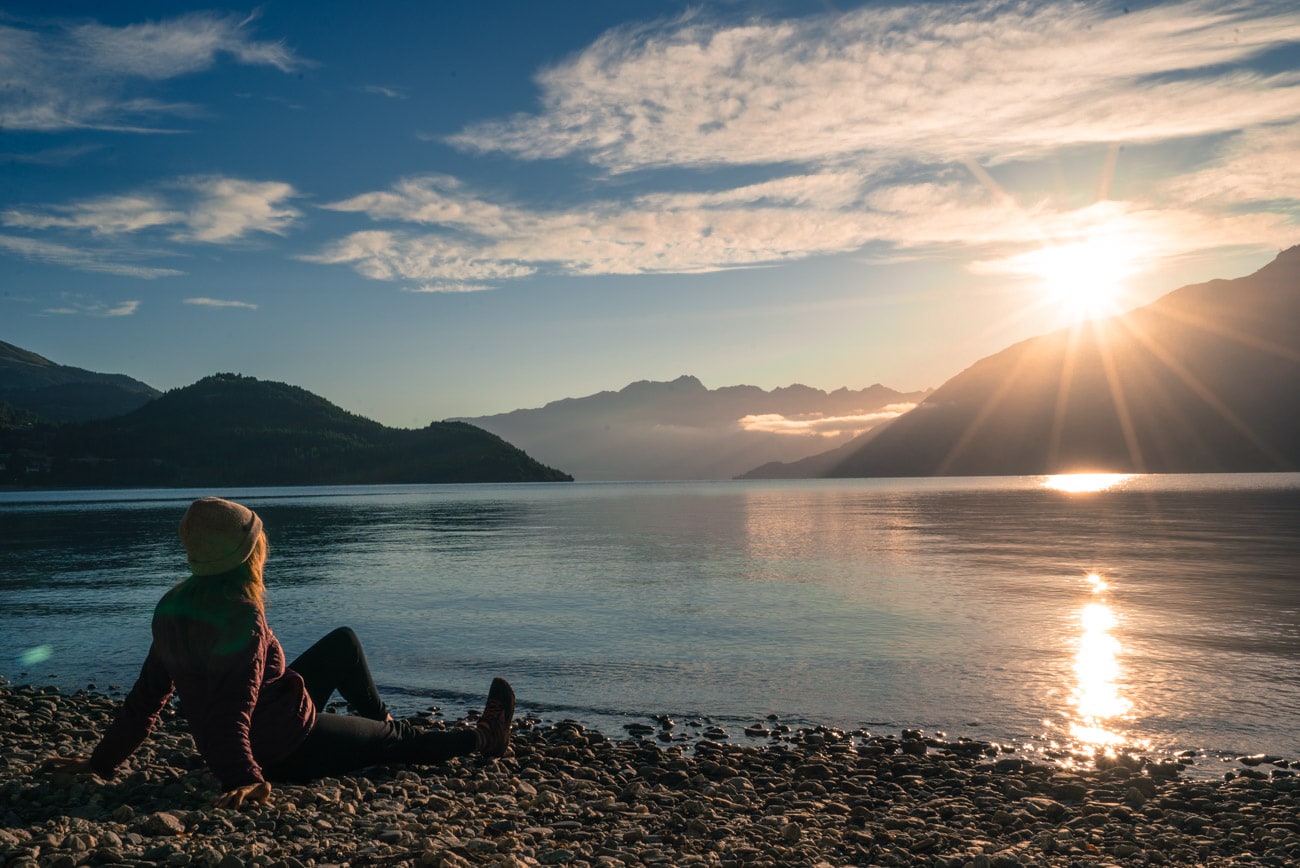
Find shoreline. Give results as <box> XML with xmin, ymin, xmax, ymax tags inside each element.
<box><xmin>4</xmin><ymin>683</ymin><xmax>1300</xmax><ymax>867</ymax></box>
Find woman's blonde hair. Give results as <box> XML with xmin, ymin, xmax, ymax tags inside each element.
<box><xmin>241</xmin><ymin>531</ymin><xmax>268</xmax><ymax>610</ymax></box>
<box><xmin>179</xmin><ymin>531</ymin><xmax>268</xmax><ymax>609</ymax></box>
<box><xmin>159</xmin><ymin>532</ymin><xmax>269</xmax><ymax>647</ymax></box>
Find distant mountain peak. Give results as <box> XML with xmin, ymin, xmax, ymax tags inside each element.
<box><xmin>620</xmin><ymin>374</ymin><xmax>706</xmax><ymax>394</ymax></box>
<box><xmin>457</xmin><ymin>375</ymin><xmax>930</xmax><ymax>480</ymax></box>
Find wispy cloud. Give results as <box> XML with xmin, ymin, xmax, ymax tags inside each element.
<box><xmin>359</xmin><ymin>85</ymin><xmax>407</xmax><ymax>99</ymax></box>
<box><xmin>1162</xmin><ymin>123</ymin><xmax>1300</xmax><ymax>206</ymax></box>
<box><xmin>739</xmin><ymin>404</ymin><xmax>917</xmax><ymax>437</ymax></box>
<box><xmin>406</xmin><ymin>283</ymin><xmax>494</xmax><ymax>294</ymax></box>
<box><xmin>311</xmin><ymin>1</ymin><xmax>1300</xmax><ymax>290</ymax></box>
<box><xmin>448</xmin><ymin>1</ymin><xmax>1300</xmax><ymax>172</ymax></box>
<box><xmin>4</xmin><ymin>194</ymin><xmax>183</xmax><ymax>236</ymax></box>
<box><xmin>0</xmin><ymin>234</ymin><xmax>182</xmax><ymax>279</ymax></box>
<box><xmin>184</xmin><ymin>297</ymin><xmax>259</xmax><ymax>310</ymax></box>
<box><xmin>3</xmin><ymin>177</ymin><xmax>302</xmax><ymax>244</ymax></box>
<box><xmin>303</xmin><ymin>228</ymin><xmax>537</xmax><ymax>284</ymax></box>
<box><xmin>312</xmin><ymin>171</ymin><xmax>889</xmax><ymax>285</ymax></box>
<box><xmin>0</xmin><ymin>145</ymin><xmax>104</xmax><ymax>166</ymax></box>
<box><xmin>310</xmin><ymin>168</ymin><xmax>1296</xmax><ymax>288</ymax></box>
<box><xmin>42</xmin><ymin>295</ymin><xmax>141</xmax><ymax>317</ymax></box>
<box><xmin>872</xmin><ymin>187</ymin><xmax>1296</xmax><ymax>265</ymax></box>
<box><xmin>179</xmin><ymin>178</ymin><xmax>300</xmax><ymax>242</ymax></box>
<box><xmin>0</xmin><ymin>12</ymin><xmax>306</xmax><ymax>132</ymax></box>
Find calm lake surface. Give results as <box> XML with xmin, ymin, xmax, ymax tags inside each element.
<box><xmin>3</xmin><ymin>475</ymin><xmax>1298</xmax><ymax>775</ymax></box>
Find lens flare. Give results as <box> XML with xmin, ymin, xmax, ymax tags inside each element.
<box><xmin>18</xmin><ymin>645</ymin><xmax>53</xmax><ymax>666</ymax></box>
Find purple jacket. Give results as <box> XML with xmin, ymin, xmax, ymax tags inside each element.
<box><xmin>90</xmin><ymin>581</ymin><xmax>316</xmax><ymax>790</ymax></box>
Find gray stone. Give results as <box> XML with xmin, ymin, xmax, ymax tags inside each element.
<box><xmin>140</xmin><ymin>812</ymin><xmax>187</xmax><ymax>837</ymax></box>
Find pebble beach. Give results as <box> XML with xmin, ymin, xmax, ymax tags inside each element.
<box><xmin>4</xmin><ymin>682</ymin><xmax>1300</xmax><ymax>867</ymax></box>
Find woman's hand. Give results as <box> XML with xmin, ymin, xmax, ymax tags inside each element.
<box><xmin>214</xmin><ymin>781</ymin><xmax>271</xmax><ymax>810</ymax></box>
<box><xmin>41</xmin><ymin>755</ymin><xmax>96</xmax><ymax>775</ymax></box>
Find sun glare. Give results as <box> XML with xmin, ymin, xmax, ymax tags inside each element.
<box><xmin>1043</xmin><ymin>473</ymin><xmax>1134</xmax><ymax>493</ymax></box>
<box><xmin>1022</xmin><ymin>237</ymin><xmax>1139</xmax><ymax>323</ymax></box>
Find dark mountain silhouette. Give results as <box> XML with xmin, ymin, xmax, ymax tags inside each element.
<box><xmin>0</xmin><ymin>339</ymin><xmax>161</xmax><ymax>422</ymax></box>
<box><xmin>738</xmin><ymin>424</ymin><xmax>892</xmax><ymax>479</ymax></box>
<box><xmin>813</xmin><ymin>245</ymin><xmax>1300</xmax><ymax>478</ymax></box>
<box><xmin>457</xmin><ymin>375</ymin><xmax>929</xmax><ymax>480</ymax></box>
<box><xmin>1</xmin><ymin>373</ymin><xmax>570</xmax><ymax>486</ymax></box>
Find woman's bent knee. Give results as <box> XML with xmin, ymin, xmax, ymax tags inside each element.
<box><xmin>325</xmin><ymin>626</ymin><xmax>359</xmax><ymax>647</ymax></box>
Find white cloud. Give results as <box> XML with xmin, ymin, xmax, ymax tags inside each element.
<box><xmin>3</xmin><ymin>195</ymin><xmax>182</xmax><ymax>236</ymax></box>
<box><xmin>179</xmin><ymin>177</ymin><xmax>300</xmax><ymax>243</ymax></box>
<box><xmin>312</xmin><ymin>172</ymin><xmax>885</xmax><ymax>285</ymax></box>
<box><xmin>739</xmin><ymin>404</ymin><xmax>917</xmax><ymax>437</ymax></box>
<box><xmin>3</xmin><ymin>177</ymin><xmax>302</xmax><ymax>244</ymax></box>
<box><xmin>104</xmin><ymin>300</ymin><xmax>140</xmax><ymax>317</ymax></box>
<box><xmin>0</xmin><ymin>12</ymin><xmax>305</xmax><ymax>132</ymax></box>
<box><xmin>184</xmin><ymin>297</ymin><xmax>259</xmax><ymax>310</ymax></box>
<box><xmin>360</xmin><ymin>85</ymin><xmax>407</xmax><ymax>99</ymax></box>
<box><xmin>406</xmin><ymin>284</ymin><xmax>494</xmax><ymax>294</ymax></box>
<box><xmin>1162</xmin><ymin>123</ymin><xmax>1300</xmax><ymax>205</ymax></box>
<box><xmin>71</xmin><ymin>13</ymin><xmax>299</xmax><ymax>78</ymax></box>
<box><xmin>311</xmin><ymin>166</ymin><xmax>1297</xmax><ymax>289</ymax></box>
<box><xmin>308</xmin><ymin>1</ymin><xmax>1299</xmax><ymax>291</ymax></box>
<box><xmin>304</xmin><ymin>229</ymin><xmax>537</xmax><ymax>284</ymax></box>
<box><xmin>447</xmin><ymin>1</ymin><xmax>1300</xmax><ymax>173</ymax></box>
<box><xmin>0</xmin><ymin>144</ymin><xmax>103</xmax><ymax>166</ymax></box>
<box><xmin>42</xmin><ymin>296</ymin><xmax>141</xmax><ymax>317</ymax></box>
<box><xmin>0</xmin><ymin>234</ymin><xmax>182</xmax><ymax>279</ymax></box>
<box><xmin>873</xmin><ymin>187</ymin><xmax>1296</xmax><ymax>262</ymax></box>
<box><xmin>325</xmin><ymin>175</ymin><xmax>514</xmax><ymax>235</ymax></box>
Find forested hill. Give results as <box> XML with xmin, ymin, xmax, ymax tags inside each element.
<box><xmin>0</xmin><ymin>373</ymin><xmax>571</xmax><ymax>486</ymax></box>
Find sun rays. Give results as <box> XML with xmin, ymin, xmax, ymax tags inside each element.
<box><xmin>1018</xmin><ymin>237</ymin><xmax>1140</xmax><ymax>324</ymax></box>
<box><xmin>928</xmin><ymin>151</ymin><xmax>1288</xmax><ymax>477</ymax></box>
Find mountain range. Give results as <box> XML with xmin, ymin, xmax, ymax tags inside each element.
<box><xmin>457</xmin><ymin>376</ymin><xmax>930</xmax><ymax>481</ymax></box>
<box><xmin>751</xmin><ymin>245</ymin><xmax>1300</xmax><ymax>477</ymax></box>
<box><xmin>6</xmin><ymin>244</ymin><xmax>1296</xmax><ymax>485</ymax></box>
<box><xmin>0</xmin><ymin>366</ymin><xmax>570</xmax><ymax>487</ymax></box>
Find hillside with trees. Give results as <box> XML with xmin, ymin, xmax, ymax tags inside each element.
<box><xmin>0</xmin><ymin>373</ymin><xmax>571</xmax><ymax>487</ymax></box>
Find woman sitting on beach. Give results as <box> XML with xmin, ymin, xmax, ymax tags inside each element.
<box><xmin>45</xmin><ymin>497</ymin><xmax>514</xmax><ymax>809</ymax></box>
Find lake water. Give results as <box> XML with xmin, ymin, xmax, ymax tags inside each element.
<box><xmin>3</xmin><ymin>475</ymin><xmax>1298</xmax><ymax>776</ymax></box>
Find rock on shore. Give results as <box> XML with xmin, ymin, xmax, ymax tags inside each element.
<box><xmin>3</xmin><ymin>682</ymin><xmax>1300</xmax><ymax>867</ymax></box>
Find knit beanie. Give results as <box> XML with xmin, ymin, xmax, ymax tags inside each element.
<box><xmin>179</xmin><ymin>497</ymin><xmax>263</xmax><ymax>576</ymax></box>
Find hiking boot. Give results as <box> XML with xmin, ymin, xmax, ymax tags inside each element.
<box><xmin>476</xmin><ymin>677</ymin><xmax>514</xmax><ymax>758</ymax></box>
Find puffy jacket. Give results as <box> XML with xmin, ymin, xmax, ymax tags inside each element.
<box><xmin>89</xmin><ymin>578</ymin><xmax>316</xmax><ymax>790</ymax></box>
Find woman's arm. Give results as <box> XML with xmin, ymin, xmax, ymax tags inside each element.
<box><xmin>86</xmin><ymin>645</ymin><xmax>175</xmax><ymax>778</ymax></box>
<box><xmin>200</xmin><ymin>606</ymin><xmax>272</xmax><ymax>792</ymax></box>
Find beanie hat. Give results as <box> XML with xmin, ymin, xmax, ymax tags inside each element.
<box><xmin>179</xmin><ymin>497</ymin><xmax>263</xmax><ymax>576</ymax></box>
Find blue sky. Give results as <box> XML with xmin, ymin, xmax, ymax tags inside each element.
<box><xmin>2</xmin><ymin>0</ymin><xmax>1298</xmax><ymax>427</ymax></box>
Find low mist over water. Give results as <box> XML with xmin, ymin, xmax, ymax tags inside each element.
<box><xmin>3</xmin><ymin>475</ymin><xmax>1298</xmax><ymax>773</ymax></box>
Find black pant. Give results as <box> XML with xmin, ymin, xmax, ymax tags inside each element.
<box><xmin>264</xmin><ymin>627</ymin><xmax>476</xmax><ymax>782</ymax></box>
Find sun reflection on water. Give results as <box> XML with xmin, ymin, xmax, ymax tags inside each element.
<box><xmin>1086</xmin><ymin>571</ymin><xmax>1107</xmax><ymax>593</ymax></box>
<box><xmin>1069</xmin><ymin>572</ymin><xmax>1137</xmax><ymax>751</ymax></box>
<box><xmin>1043</xmin><ymin>473</ymin><xmax>1134</xmax><ymax>493</ymax></box>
